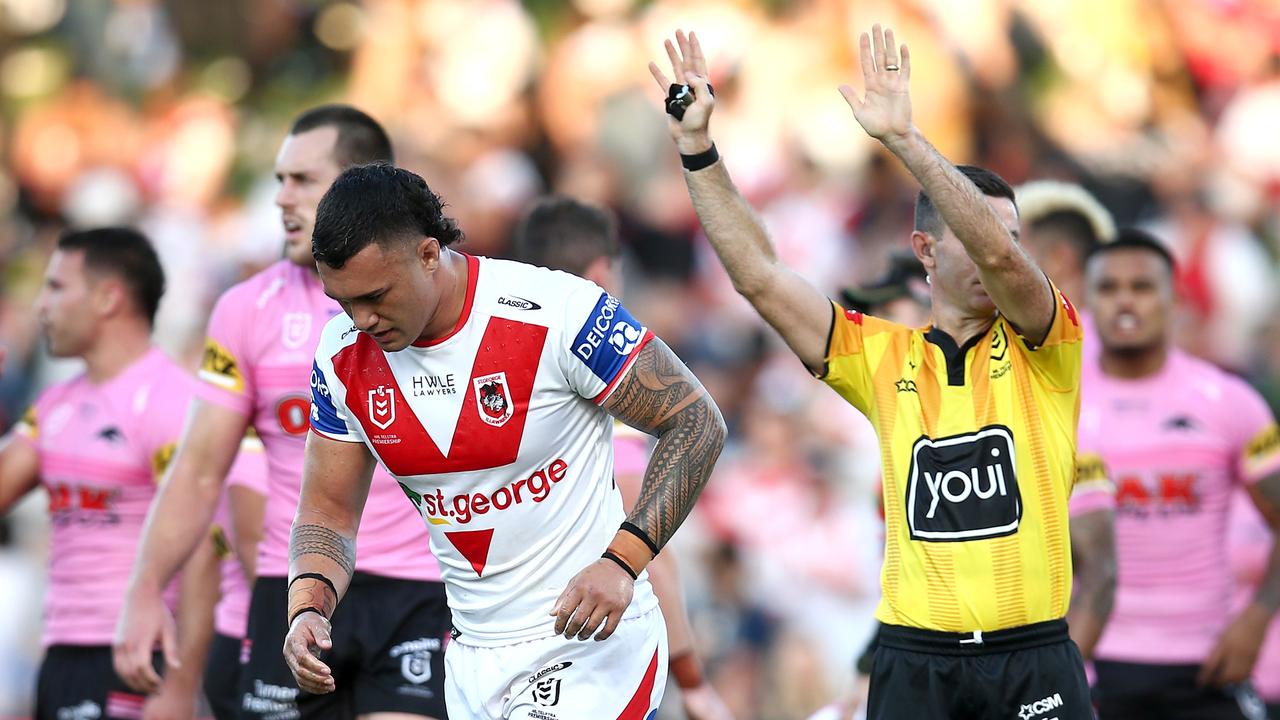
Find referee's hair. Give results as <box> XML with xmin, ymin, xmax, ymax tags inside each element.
<box><xmin>57</xmin><ymin>227</ymin><xmax>165</xmax><ymax>326</ymax></box>
<box><xmin>1086</xmin><ymin>228</ymin><xmax>1177</xmax><ymax>275</ymax></box>
<box><xmin>914</xmin><ymin>166</ymin><xmax>1016</xmax><ymax>239</ymax></box>
<box><xmin>512</xmin><ymin>196</ymin><xmax>620</xmax><ymax>277</ymax></box>
<box><xmin>290</xmin><ymin>104</ymin><xmax>394</xmax><ymax>167</ymax></box>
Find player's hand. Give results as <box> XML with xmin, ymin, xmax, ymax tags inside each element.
<box><xmin>838</xmin><ymin>24</ymin><xmax>913</xmax><ymax>146</ymax></box>
<box><xmin>113</xmin><ymin>585</ymin><xmax>181</xmax><ymax>694</ymax></box>
<box><xmin>1198</xmin><ymin>603</ymin><xmax>1269</xmax><ymax>687</ymax></box>
<box><xmin>283</xmin><ymin>612</ymin><xmax>336</xmax><ymax>694</ymax></box>
<box><xmin>649</xmin><ymin>29</ymin><xmax>715</xmax><ymax>155</ymax></box>
<box><xmin>682</xmin><ymin>682</ymin><xmax>736</xmax><ymax>720</ymax></box>
<box><xmin>141</xmin><ymin>680</ymin><xmax>197</xmax><ymax>720</ymax></box>
<box><xmin>550</xmin><ymin>558</ymin><xmax>635</xmax><ymax>641</ymax></box>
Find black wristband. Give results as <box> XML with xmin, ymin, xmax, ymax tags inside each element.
<box><xmin>288</xmin><ymin>607</ymin><xmax>326</xmax><ymax>626</ymax></box>
<box><xmin>620</xmin><ymin>521</ymin><xmax>660</xmax><ymax>556</ymax></box>
<box><xmin>289</xmin><ymin>572</ymin><xmax>338</xmax><ymax>598</ymax></box>
<box><xmin>601</xmin><ymin>551</ymin><xmax>638</xmax><ymax>580</ymax></box>
<box><xmin>680</xmin><ymin>143</ymin><xmax>719</xmax><ymax>172</ymax></box>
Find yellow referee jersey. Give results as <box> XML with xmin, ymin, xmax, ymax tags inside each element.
<box><xmin>821</xmin><ymin>286</ymin><xmax>1084</xmax><ymax>633</ymax></box>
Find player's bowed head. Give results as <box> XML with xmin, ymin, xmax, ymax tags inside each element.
<box><xmin>311</xmin><ymin>163</ymin><xmax>466</xmax><ymax>353</ymax></box>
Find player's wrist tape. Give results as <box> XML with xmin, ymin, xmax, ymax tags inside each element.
<box><xmin>680</xmin><ymin>143</ymin><xmax>719</xmax><ymax>172</ymax></box>
<box><xmin>606</xmin><ymin>528</ymin><xmax>655</xmax><ymax>578</ymax></box>
<box><xmin>601</xmin><ymin>551</ymin><xmax>639</xmax><ymax>580</ymax></box>
<box><xmin>289</xmin><ymin>572</ymin><xmax>338</xmax><ymax>598</ymax></box>
<box><xmin>670</xmin><ymin>651</ymin><xmax>706</xmax><ymax>689</ymax></box>
<box><xmin>620</xmin><ymin>522</ymin><xmax>660</xmax><ymax>556</ymax></box>
<box><xmin>288</xmin><ymin>607</ymin><xmax>327</xmax><ymax>626</ymax></box>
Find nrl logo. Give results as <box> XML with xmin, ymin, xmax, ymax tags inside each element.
<box><xmin>368</xmin><ymin>386</ymin><xmax>396</xmax><ymax>430</ymax></box>
<box><xmin>281</xmin><ymin>312</ymin><xmax>312</xmax><ymax>350</ymax></box>
<box><xmin>473</xmin><ymin>372</ymin><xmax>513</xmax><ymax>427</ymax></box>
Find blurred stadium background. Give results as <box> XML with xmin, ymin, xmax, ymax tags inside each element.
<box><xmin>0</xmin><ymin>0</ymin><xmax>1278</xmax><ymax>717</ymax></box>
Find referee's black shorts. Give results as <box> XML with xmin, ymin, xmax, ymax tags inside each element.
<box><xmin>867</xmin><ymin>619</ymin><xmax>1093</xmax><ymax>720</ymax></box>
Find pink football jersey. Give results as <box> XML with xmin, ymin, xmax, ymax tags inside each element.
<box><xmin>15</xmin><ymin>348</ymin><xmax>192</xmax><ymax>646</ymax></box>
<box><xmin>1080</xmin><ymin>350</ymin><xmax>1280</xmax><ymax>663</ymax></box>
<box><xmin>197</xmin><ymin>260</ymin><xmax>438</xmax><ymax>581</ymax></box>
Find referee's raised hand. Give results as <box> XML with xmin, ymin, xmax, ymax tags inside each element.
<box><xmin>648</xmin><ymin>29</ymin><xmax>715</xmax><ymax>155</ymax></box>
<box><xmin>839</xmin><ymin>23</ymin><xmax>912</xmax><ymax>146</ymax></box>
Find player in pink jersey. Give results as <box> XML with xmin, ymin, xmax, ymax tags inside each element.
<box><xmin>286</xmin><ymin>164</ymin><xmax>725</xmax><ymax>719</ymax></box>
<box><xmin>115</xmin><ymin>106</ymin><xmax>450</xmax><ymax>720</ymax></box>
<box><xmin>1079</xmin><ymin>229</ymin><xmax>1280</xmax><ymax>719</ymax></box>
<box><xmin>1229</xmin><ymin>490</ymin><xmax>1280</xmax><ymax>718</ymax></box>
<box><xmin>0</xmin><ymin>228</ymin><xmax>219</xmax><ymax>719</ymax></box>
<box><xmin>203</xmin><ymin>434</ymin><xmax>268</xmax><ymax>720</ymax></box>
<box><xmin>511</xmin><ymin>195</ymin><xmax>734</xmax><ymax>720</ymax></box>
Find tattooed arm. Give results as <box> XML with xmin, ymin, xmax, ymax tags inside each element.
<box><xmin>283</xmin><ymin>431</ymin><xmax>375</xmax><ymax>695</ymax></box>
<box><xmin>605</xmin><ymin>339</ymin><xmax>726</xmax><ymax>549</ymax></box>
<box><xmin>550</xmin><ymin>338</ymin><xmax>726</xmax><ymax>642</ymax></box>
<box><xmin>1067</xmin><ymin>508</ymin><xmax>1116</xmax><ymax>660</ymax></box>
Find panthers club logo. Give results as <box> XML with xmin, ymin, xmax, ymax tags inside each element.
<box><xmin>473</xmin><ymin>372</ymin><xmax>513</xmax><ymax>428</ymax></box>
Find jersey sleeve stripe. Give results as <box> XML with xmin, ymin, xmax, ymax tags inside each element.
<box><xmin>308</xmin><ymin>425</ymin><xmax>365</xmax><ymax>443</ymax></box>
<box><xmin>592</xmin><ymin>330</ymin><xmax>655</xmax><ymax>406</ymax></box>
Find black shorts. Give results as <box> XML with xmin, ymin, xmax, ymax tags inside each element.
<box><xmin>867</xmin><ymin>619</ymin><xmax>1093</xmax><ymax>720</ymax></box>
<box><xmin>238</xmin><ymin>573</ymin><xmax>450</xmax><ymax>719</ymax></box>
<box><xmin>205</xmin><ymin>632</ymin><xmax>246</xmax><ymax>720</ymax></box>
<box><xmin>1094</xmin><ymin>660</ymin><xmax>1269</xmax><ymax>720</ymax></box>
<box><xmin>34</xmin><ymin>645</ymin><xmax>160</xmax><ymax>720</ymax></box>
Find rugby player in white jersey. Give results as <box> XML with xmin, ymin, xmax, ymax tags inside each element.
<box><xmin>288</xmin><ymin>164</ymin><xmax>727</xmax><ymax>719</ymax></box>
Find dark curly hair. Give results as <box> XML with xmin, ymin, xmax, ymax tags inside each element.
<box><xmin>312</xmin><ymin>163</ymin><xmax>464</xmax><ymax>269</ymax></box>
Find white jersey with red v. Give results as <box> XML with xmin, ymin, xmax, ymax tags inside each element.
<box><xmin>310</xmin><ymin>255</ymin><xmax>659</xmax><ymax>647</ymax></box>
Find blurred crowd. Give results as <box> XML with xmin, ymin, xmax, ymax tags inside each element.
<box><xmin>1</xmin><ymin>0</ymin><xmax>1279</xmax><ymax>717</ymax></box>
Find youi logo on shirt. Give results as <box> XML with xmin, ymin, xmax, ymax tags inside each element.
<box><xmin>573</xmin><ymin>292</ymin><xmax>646</xmax><ymax>383</ymax></box>
<box><xmin>906</xmin><ymin>425</ymin><xmax>1022</xmax><ymax>541</ymax></box>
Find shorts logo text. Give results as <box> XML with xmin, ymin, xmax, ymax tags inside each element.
<box><xmin>1018</xmin><ymin>692</ymin><xmax>1063</xmax><ymax>720</ymax></box>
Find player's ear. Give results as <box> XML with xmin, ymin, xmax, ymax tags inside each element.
<box><xmin>417</xmin><ymin>236</ymin><xmax>441</xmax><ymax>271</ymax></box>
<box><xmin>910</xmin><ymin>230</ymin><xmax>935</xmax><ymax>271</ymax></box>
<box><xmin>93</xmin><ymin>276</ymin><xmax>127</xmax><ymax>319</ymax></box>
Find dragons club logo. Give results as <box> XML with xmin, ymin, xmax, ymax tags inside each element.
<box><xmin>473</xmin><ymin>372</ymin><xmax>513</xmax><ymax>427</ymax></box>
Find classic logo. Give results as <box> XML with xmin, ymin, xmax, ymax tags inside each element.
<box><xmin>906</xmin><ymin>425</ymin><xmax>1021</xmax><ymax>541</ymax></box>
<box><xmin>281</xmin><ymin>312</ymin><xmax>312</xmax><ymax>350</ymax></box>
<box><xmin>368</xmin><ymin>386</ymin><xmax>396</xmax><ymax>430</ymax></box>
<box><xmin>529</xmin><ymin>662</ymin><xmax>573</xmax><ymax>683</ymax></box>
<box><xmin>533</xmin><ymin>677</ymin><xmax>562</xmax><ymax>707</ymax></box>
<box><xmin>473</xmin><ymin>372</ymin><xmax>513</xmax><ymax>427</ymax></box>
<box><xmin>498</xmin><ymin>295</ymin><xmax>542</xmax><ymax>311</ymax></box>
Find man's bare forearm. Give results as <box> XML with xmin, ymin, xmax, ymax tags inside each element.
<box><xmin>882</xmin><ymin>129</ymin><xmax>1018</xmax><ymax>268</ymax></box>
<box><xmin>130</xmin><ymin>457</ymin><xmax>225</xmax><ymax>592</ymax></box>
<box><xmin>683</xmin><ymin>157</ymin><xmax>779</xmax><ymax>299</ymax></box>
<box><xmin>166</xmin><ymin>536</ymin><xmax>220</xmax><ymax>693</ymax></box>
<box><xmin>1068</xmin><ymin>509</ymin><xmax>1117</xmax><ymax>659</ymax></box>
<box><xmin>605</xmin><ymin>340</ymin><xmax>726</xmax><ymax>550</ymax></box>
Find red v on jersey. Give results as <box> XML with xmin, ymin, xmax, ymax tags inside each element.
<box><xmin>445</xmin><ymin>528</ymin><xmax>495</xmax><ymax>576</ymax></box>
<box><xmin>332</xmin><ymin>318</ymin><xmax>549</xmax><ymax>475</ymax></box>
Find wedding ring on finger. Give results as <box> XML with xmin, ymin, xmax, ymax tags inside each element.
<box><xmin>885</xmin><ymin>64</ymin><xmax>899</xmax><ymax>72</ymax></box>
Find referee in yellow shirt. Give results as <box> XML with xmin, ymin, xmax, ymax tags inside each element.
<box><xmin>651</xmin><ymin>25</ymin><xmax>1091</xmax><ymax>720</ymax></box>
